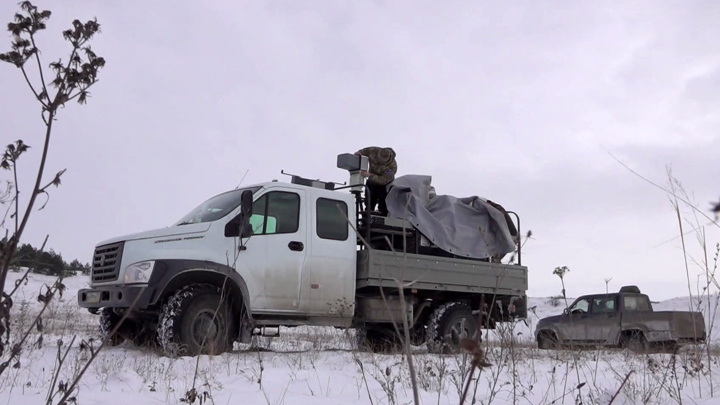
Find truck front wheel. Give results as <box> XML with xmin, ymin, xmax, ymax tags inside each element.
<box><xmin>157</xmin><ymin>284</ymin><xmax>236</xmax><ymax>356</ymax></box>
<box><xmin>99</xmin><ymin>308</ymin><xmax>127</xmax><ymax>346</ymax></box>
<box><xmin>427</xmin><ymin>302</ymin><xmax>478</xmax><ymax>354</ymax></box>
<box><xmin>537</xmin><ymin>331</ymin><xmax>559</xmax><ymax>350</ymax></box>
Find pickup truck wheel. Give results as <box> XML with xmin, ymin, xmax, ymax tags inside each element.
<box><xmin>99</xmin><ymin>308</ymin><xmax>128</xmax><ymax>346</ymax></box>
<box><xmin>623</xmin><ymin>332</ymin><xmax>648</xmax><ymax>354</ymax></box>
<box><xmin>537</xmin><ymin>331</ymin><xmax>559</xmax><ymax>350</ymax></box>
<box><xmin>427</xmin><ymin>302</ymin><xmax>478</xmax><ymax>354</ymax></box>
<box><xmin>655</xmin><ymin>341</ymin><xmax>679</xmax><ymax>354</ymax></box>
<box><xmin>157</xmin><ymin>285</ymin><xmax>235</xmax><ymax>356</ymax></box>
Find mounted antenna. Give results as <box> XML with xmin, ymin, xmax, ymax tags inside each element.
<box><xmin>235</xmin><ymin>169</ymin><xmax>250</xmax><ymax>189</ymax></box>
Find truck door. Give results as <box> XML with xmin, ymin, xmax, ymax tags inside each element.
<box><xmin>301</xmin><ymin>196</ymin><xmax>356</xmax><ymax>320</ymax></box>
<box><xmin>244</xmin><ymin>189</ymin><xmax>307</xmax><ymax>311</ymax></box>
<box><xmin>564</xmin><ymin>295</ymin><xmax>617</xmax><ymax>344</ymax></box>
<box><xmin>562</xmin><ymin>297</ymin><xmax>591</xmax><ymax>343</ymax></box>
<box><xmin>586</xmin><ymin>295</ymin><xmax>619</xmax><ymax>343</ymax></box>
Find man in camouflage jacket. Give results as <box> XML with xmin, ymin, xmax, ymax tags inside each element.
<box><xmin>355</xmin><ymin>146</ymin><xmax>397</xmax><ymax>216</ymax></box>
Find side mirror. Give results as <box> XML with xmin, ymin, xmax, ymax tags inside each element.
<box><xmin>224</xmin><ymin>190</ymin><xmax>254</xmax><ymax>238</ymax></box>
<box><xmin>241</xmin><ymin>190</ymin><xmax>252</xmax><ymax>216</ymax></box>
<box><xmin>239</xmin><ymin>190</ymin><xmax>253</xmax><ymax>238</ymax></box>
<box><xmin>563</xmin><ymin>308</ymin><xmax>569</xmax><ymax>315</ymax></box>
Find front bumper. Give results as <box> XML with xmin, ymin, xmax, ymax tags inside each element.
<box><xmin>78</xmin><ymin>285</ymin><xmax>156</xmax><ymax>309</ymax></box>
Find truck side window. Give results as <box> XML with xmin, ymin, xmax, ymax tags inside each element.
<box><xmin>591</xmin><ymin>297</ymin><xmax>615</xmax><ymax>313</ymax></box>
<box><xmin>316</xmin><ymin>198</ymin><xmax>349</xmax><ymax>241</ymax></box>
<box><xmin>624</xmin><ymin>296</ymin><xmax>651</xmax><ymax>311</ymax></box>
<box><xmin>250</xmin><ymin>192</ymin><xmax>300</xmax><ymax>235</ymax></box>
<box><xmin>569</xmin><ymin>298</ymin><xmax>589</xmax><ymax>314</ymax></box>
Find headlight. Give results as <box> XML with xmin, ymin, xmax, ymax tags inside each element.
<box><xmin>123</xmin><ymin>261</ymin><xmax>155</xmax><ymax>284</ymax></box>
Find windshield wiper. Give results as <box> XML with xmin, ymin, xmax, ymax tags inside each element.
<box><xmin>176</xmin><ymin>221</ymin><xmax>193</xmax><ymax>226</ymax></box>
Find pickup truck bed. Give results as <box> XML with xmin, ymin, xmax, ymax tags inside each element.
<box><xmin>622</xmin><ymin>310</ymin><xmax>706</xmax><ymax>344</ymax></box>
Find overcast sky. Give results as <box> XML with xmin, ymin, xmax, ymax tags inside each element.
<box><xmin>1</xmin><ymin>1</ymin><xmax>718</xmax><ymax>300</ymax></box>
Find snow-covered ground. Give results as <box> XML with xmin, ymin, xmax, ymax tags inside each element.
<box><xmin>1</xmin><ymin>271</ymin><xmax>720</xmax><ymax>405</ymax></box>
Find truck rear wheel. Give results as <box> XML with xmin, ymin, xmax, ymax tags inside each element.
<box><xmin>622</xmin><ymin>331</ymin><xmax>648</xmax><ymax>354</ymax></box>
<box><xmin>157</xmin><ymin>284</ymin><xmax>236</xmax><ymax>356</ymax></box>
<box><xmin>427</xmin><ymin>302</ymin><xmax>477</xmax><ymax>354</ymax></box>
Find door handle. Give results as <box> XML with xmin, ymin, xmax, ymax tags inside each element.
<box><xmin>288</xmin><ymin>241</ymin><xmax>304</xmax><ymax>251</ymax></box>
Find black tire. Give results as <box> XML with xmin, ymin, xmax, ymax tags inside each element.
<box><xmin>99</xmin><ymin>307</ymin><xmax>127</xmax><ymax>346</ymax></box>
<box><xmin>426</xmin><ymin>302</ymin><xmax>478</xmax><ymax>354</ymax></box>
<box><xmin>537</xmin><ymin>331</ymin><xmax>559</xmax><ymax>350</ymax></box>
<box><xmin>157</xmin><ymin>284</ymin><xmax>236</xmax><ymax>356</ymax></box>
<box><xmin>131</xmin><ymin>323</ymin><xmax>158</xmax><ymax>349</ymax></box>
<box><xmin>654</xmin><ymin>341</ymin><xmax>679</xmax><ymax>354</ymax></box>
<box><xmin>356</xmin><ymin>326</ymin><xmax>402</xmax><ymax>353</ymax></box>
<box><xmin>623</xmin><ymin>331</ymin><xmax>648</xmax><ymax>354</ymax></box>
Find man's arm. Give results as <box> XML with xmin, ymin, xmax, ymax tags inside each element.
<box><xmin>367</xmin><ymin>159</ymin><xmax>396</xmax><ymax>185</ymax></box>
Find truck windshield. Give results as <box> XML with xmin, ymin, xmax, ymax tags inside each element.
<box><xmin>174</xmin><ymin>187</ymin><xmax>260</xmax><ymax>226</ymax></box>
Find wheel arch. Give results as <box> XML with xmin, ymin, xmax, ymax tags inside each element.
<box><xmin>536</xmin><ymin>327</ymin><xmax>562</xmax><ymax>343</ymax></box>
<box><xmin>619</xmin><ymin>327</ymin><xmax>647</xmax><ymax>343</ymax></box>
<box><xmin>149</xmin><ymin>260</ymin><xmax>252</xmax><ymax>321</ymax></box>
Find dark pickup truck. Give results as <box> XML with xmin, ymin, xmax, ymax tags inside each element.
<box><xmin>535</xmin><ymin>286</ymin><xmax>706</xmax><ymax>352</ymax></box>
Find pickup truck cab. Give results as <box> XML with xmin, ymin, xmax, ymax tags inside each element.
<box><xmin>535</xmin><ymin>286</ymin><xmax>706</xmax><ymax>352</ymax></box>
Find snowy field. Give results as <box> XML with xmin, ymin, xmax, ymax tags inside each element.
<box><xmin>1</xmin><ymin>271</ymin><xmax>720</xmax><ymax>405</ymax></box>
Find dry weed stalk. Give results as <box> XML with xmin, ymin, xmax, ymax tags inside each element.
<box><xmin>45</xmin><ymin>335</ymin><xmax>78</xmax><ymax>405</ymax></box>
<box><xmin>345</xmin><ymin>204</ymin><xmax>421</xmax><ymax>405</ymax></box>
<box><xmin>552</xmin><ymin>265</ymin><xmax>586</xmax><ymax>400</ymax></box>
<box><xmin>53</xmin><ymin>288</ymin><xmax>145</xmax><ymax>405</ymax></box>
<box><xmin>0</xmin><ymin>275</ymin><xmax>66</xmax><ymax>375</ymax></box>
<box><xmin>0</xmin><ymin>5</ymin><xmax>105</xmax><ymax>400</ymax></box>
<box><xmin>458</xmin><ymin>338</ymin><xmax>491</xmax><ymax>405</ymax></box>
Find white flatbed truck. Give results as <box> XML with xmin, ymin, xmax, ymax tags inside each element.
<box><xmin>78</xmin><ymin>154</ymin><xmax>528</xmax><ymax>355</ymax></box>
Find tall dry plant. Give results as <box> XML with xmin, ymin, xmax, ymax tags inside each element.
<box><xmin>0</xmin><ymin>0</ymin><xmax>104</xmax><ymax>372</ymax></box>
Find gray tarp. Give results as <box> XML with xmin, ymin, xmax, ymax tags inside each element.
<box><xmin>384</xmin><ymin>175</ymin><xmax>516</xmax><ymax>260</ymax></box>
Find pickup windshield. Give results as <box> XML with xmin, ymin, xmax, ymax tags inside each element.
<box><xmin>175</xmin><ymin>187</ymin><xmax>260</xmax><ymax>226</ymax></box>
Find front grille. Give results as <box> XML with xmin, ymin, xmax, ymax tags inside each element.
<box><xmin>91</xmin><ymin>242</ymin><xmax>124</xmax><ymax>283</ymax></box>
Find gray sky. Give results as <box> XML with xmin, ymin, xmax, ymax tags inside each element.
<box><xmin>1</xmin><ymin>1</ymin><xmax>718</xmax><ymax>300</ymax></box>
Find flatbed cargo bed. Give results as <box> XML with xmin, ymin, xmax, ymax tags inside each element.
<box><xmin>356</xmin><ymin>249</ymin><xmax>528</xmax><ymax>295</ymax></box>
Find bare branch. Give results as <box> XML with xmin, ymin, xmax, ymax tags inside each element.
<box><xmin>0</xmin><ymin>276</ymin><xmax>64</xmax><ymax>376</ymax></box>
<box><xmin>19</xmin><ymin>65</ymin><xmax>45</xmax><ymax>106</ymax></box>
<box><xmin>56</xmin><ymin>288</ymin><xmax>146</xmax><ymax>405</ymax></box>
<box><xmin>608</xmin><ymin>371</ymin><xmax>634</xmax><ymax>405</ymax></box>
<box><xmin>39</xmin><ymin>169</ymin><xmax>66</xmax><ymax>192</ymax></box>
<box><xmin>605</xmin><ymin>148</ymin><xmax>719</xmax><ymax>229</ymax></box>
<box><xmin>28</xmin><ymin>32</ymin><xmax>49</xmax><ymax>103</ymax></box>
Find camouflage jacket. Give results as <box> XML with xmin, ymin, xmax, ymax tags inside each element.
<box><xmin>357</xmin><ymin>147</ymin><xmax>397</xmax><ymax>185</ymax></box>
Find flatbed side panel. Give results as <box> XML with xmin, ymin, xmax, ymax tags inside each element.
<box><xmin>356</xmin><ymin>249</ymin><xmax>528</xmax><ymax>294</ymax></box>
